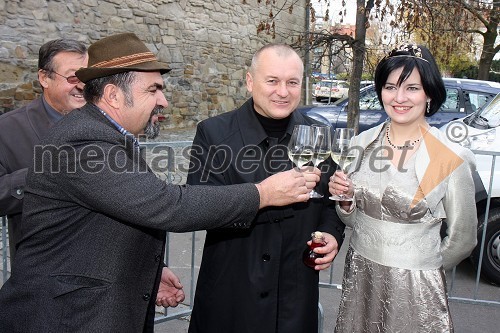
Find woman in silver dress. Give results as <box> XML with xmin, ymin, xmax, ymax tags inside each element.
<box><xmin>329</xmin><ymin>44</ymin><xmax>478</xmax><ymax>332</ymax></box>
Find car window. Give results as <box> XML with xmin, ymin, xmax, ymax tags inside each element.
<box><xmin>478</xmin><ymin>94</ymin><xmax>500</xmax><ymax>127</ymax></box>
<box><xmin>359</xmin><ymin>88</ymin><xmax>381</xmax><ymax>110</ymax></box>
<box><xmin>464</xmin><ymin>90</ymin><xmax>495</xmax><ymax>113</ymax></box>
<box><xmin>440</xmin><ymin>87</ymin><xmax>459</xmax><ymax>112</ymax></box>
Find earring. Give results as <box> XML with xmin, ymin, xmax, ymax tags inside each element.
<box><xmin>426</xmin><ymin>101</ymin><xmax>430</xmax><ymax>114</ymax></box>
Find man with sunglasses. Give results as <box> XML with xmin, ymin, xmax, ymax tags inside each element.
<box><xmin>0</xmin><ymin>39</ymin><xmax>88</xmax><ymax>264</ymax></box>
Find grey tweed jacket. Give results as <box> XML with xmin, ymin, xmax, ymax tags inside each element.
<box><xmin>0</xmin><ymin>103</ymin><xmax>260</xmax><ymax>333</ymax></box>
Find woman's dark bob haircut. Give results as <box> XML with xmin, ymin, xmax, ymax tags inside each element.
<box><xmin>374</xmin><ymin>44</ymin><xmax>446</xmax><ymax>117</ymax></box>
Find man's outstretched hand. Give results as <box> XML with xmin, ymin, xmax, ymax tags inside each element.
<box><xmin>256</xmin><ymin>167</ymin><xmax>320</xmax><ymax>208</ymax></box>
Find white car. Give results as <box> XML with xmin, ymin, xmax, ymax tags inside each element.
<box><xmin>441</xmin><ymin>93</ymin><xmax>500</xmax><ymax>284</ymax></box>
<box><xmin>313</xmin><ymin>79</ymin><xmax>349</xmax><ymax>102</ymax></box>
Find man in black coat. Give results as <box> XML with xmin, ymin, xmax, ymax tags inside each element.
<box><xmin>0</xmin><ymin>39</ymin><xmax>88</xmax><ymax>264</ymax></box>
<box><xmin>0</xmin><ymin>33</ymin><xmax>321</xmax><ymax>332</ymax></box>
<box><xmin>187</xmin><ymin>44</ymin><xmax>345</xmax><ymax>333</ymax></box>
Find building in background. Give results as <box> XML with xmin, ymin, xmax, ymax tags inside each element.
<box><xmin>309</xmin><ymin>1</ymin><xmax>355</xmax><ymax>82</ymax></box>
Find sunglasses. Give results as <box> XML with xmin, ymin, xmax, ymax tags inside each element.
<box><xmin>47</xmin><ymin>70</ymin><xmax>81</xmax><ymax>84</ymax></box>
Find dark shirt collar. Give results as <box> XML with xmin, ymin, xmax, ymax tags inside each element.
<box><xmin>236</xmin><ymin>98</ymin><xmax>306</xmax><ymax>146</ymax></box>
<box><xmin>254</xmin><ymin>111</ymin><xmax>290</xmax><ymax>139</ymax></box>
<box><xmin>41</xmin><ymin>94</ymin><xmax>64</xmax><ymax>124</ymax></box>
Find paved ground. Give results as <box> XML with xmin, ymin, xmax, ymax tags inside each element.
<box><xmin>1</xmin><ymin>126</ymin><xmax>499</xmax><ymax>332</ymax></box>
<box><xmin>154</xmin><ymin>126</ymin><xmax>197</xmax><ymax>143</ymax></box>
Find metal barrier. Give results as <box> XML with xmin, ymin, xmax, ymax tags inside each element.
<box><xmin>141</xmin><ymin>141</ymin><xmax>196</xmax><ymax>323</ymax></box>
<box><xmin>1</xmin><ymin>142</ymin><xmax>499</xmax><ymax>330</ymax></box>
<box><xmin>447</xmin><ymin>149</ymin><xmax>500</xmax><ymax>307</ymax></box>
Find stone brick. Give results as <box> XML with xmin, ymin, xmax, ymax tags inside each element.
<box><xmin>107</xmin><ymin>16</ymin><xmax>124</xmax><ymax>30</ymax></box>
<box><xmin>139</xmin><ymin>2</ymin><xmax>157</xmax><ymax>14</ymax></box>
<box><xmin>99</xmin><ymin>3</ymin><xmax>118</xmax><ymax>15</ymax></box>
<box><xmin>118</xmin><ymin>9</ymin><xmax>134</xmax><ymax>18</ymax></box>
<box><xmin>145</xmin><ymin>17</ymin><xmax>159</xmax><ymax>25</ymax></box>
<box><xmin>161</xmin><ymin>35</ymin><xmax>176</xmax><ymax>45</ymax></box>
<box><xmin>19</xmin><ymin>82</ymin><xmax>32</xmax><ymax>90</ymax></box>
<box><xmin>0</xmin><ymin>88</ymin><xmax>16</xmax><ymax>98</ymax></box>
<box><xmin>82</xmin><ymin>0</ymin><xmax>98</xmax><ymax>6</ymax></box>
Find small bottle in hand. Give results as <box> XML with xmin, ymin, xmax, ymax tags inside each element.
<box><xmin>303</xmin><ymin>231</ymin><xmax>326</xmax><ymax>268</ymax></box>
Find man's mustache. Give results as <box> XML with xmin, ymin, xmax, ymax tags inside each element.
<box><xmin>144</xmin><ymin>106</ymin><xmax>164</xmax><ymax>139</ymax></box>
<box><xmin>151</xmin><ymin>106</ymin><xmax>162</xmax><ymax>116</ymax></box>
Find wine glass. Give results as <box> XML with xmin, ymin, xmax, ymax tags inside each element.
<box><xmin>287</xmin><ymin>125</ymin><xmax>314</xmax><ymax>169</ymax></box>
<box><xmin>309</xmin><ymin>124</ymin><xmax>332</xmax><ymax>198</ymax></box>
<box><xmin>329</xmin><ymin>128</ymin><xmax>356</xmax><ymax>201</ymax></box>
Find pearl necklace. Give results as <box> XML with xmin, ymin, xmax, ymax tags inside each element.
<box><xmin>385</xmin><ymin>123</ymin><xmax>422</xmax><ymax>150</ymax></box>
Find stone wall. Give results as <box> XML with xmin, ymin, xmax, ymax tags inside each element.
<box><xmin>0</xmin><ymin>0</ymin><xmax>307</xmax><ymax>128</ymax></box>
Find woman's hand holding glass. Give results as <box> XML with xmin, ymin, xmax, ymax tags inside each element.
<box><xmin>329</xmin><ymin>128</ymin><xmax>356</xmax><ymax>201</ymax></box>
<box><xmin>329</xmin><ymin>170</ymin><xmax>355</xmax><ymax>208</ymax></box>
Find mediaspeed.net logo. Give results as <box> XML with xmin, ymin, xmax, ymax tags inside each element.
<box><xmin>30</xmin><ymin>122</ymin><xmax>471</xmax><ymax>191</ymax></box>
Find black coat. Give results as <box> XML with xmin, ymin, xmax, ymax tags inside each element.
<box><xmin>187</xmin><ymin>98</ymin><xmax>345</xmax><ymax>333</ymax></box>
<box><xmin>0</xmin><ymin>103</ymin><xmax>262</xmax><ymax>333</ymax></box>
<box><xmin>0</xmin><ymin>97</ymin><xmax>55</xmax><ymax>260</ymax></box>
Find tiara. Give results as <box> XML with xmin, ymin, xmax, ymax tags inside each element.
<box><xmin>385</xmin><ymin>43</ymin><xmax>429</xmax><ymax>63</ymax></box>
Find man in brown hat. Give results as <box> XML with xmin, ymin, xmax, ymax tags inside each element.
<box><xmin>0</xmin><ymin>33</ymin><xmax>320</xmax><ymax>332</ymax></box>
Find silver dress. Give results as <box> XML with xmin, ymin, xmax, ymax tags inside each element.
<box><xmin>335</xmin><ymin>130</ymin><xmax>454</xmax><ymax>333</ymax></box>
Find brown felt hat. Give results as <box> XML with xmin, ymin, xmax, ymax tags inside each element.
<box><xmin>76</xmin><ymin>33</ymin><xmax>170</xmax><ymax>83</ymax></box>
